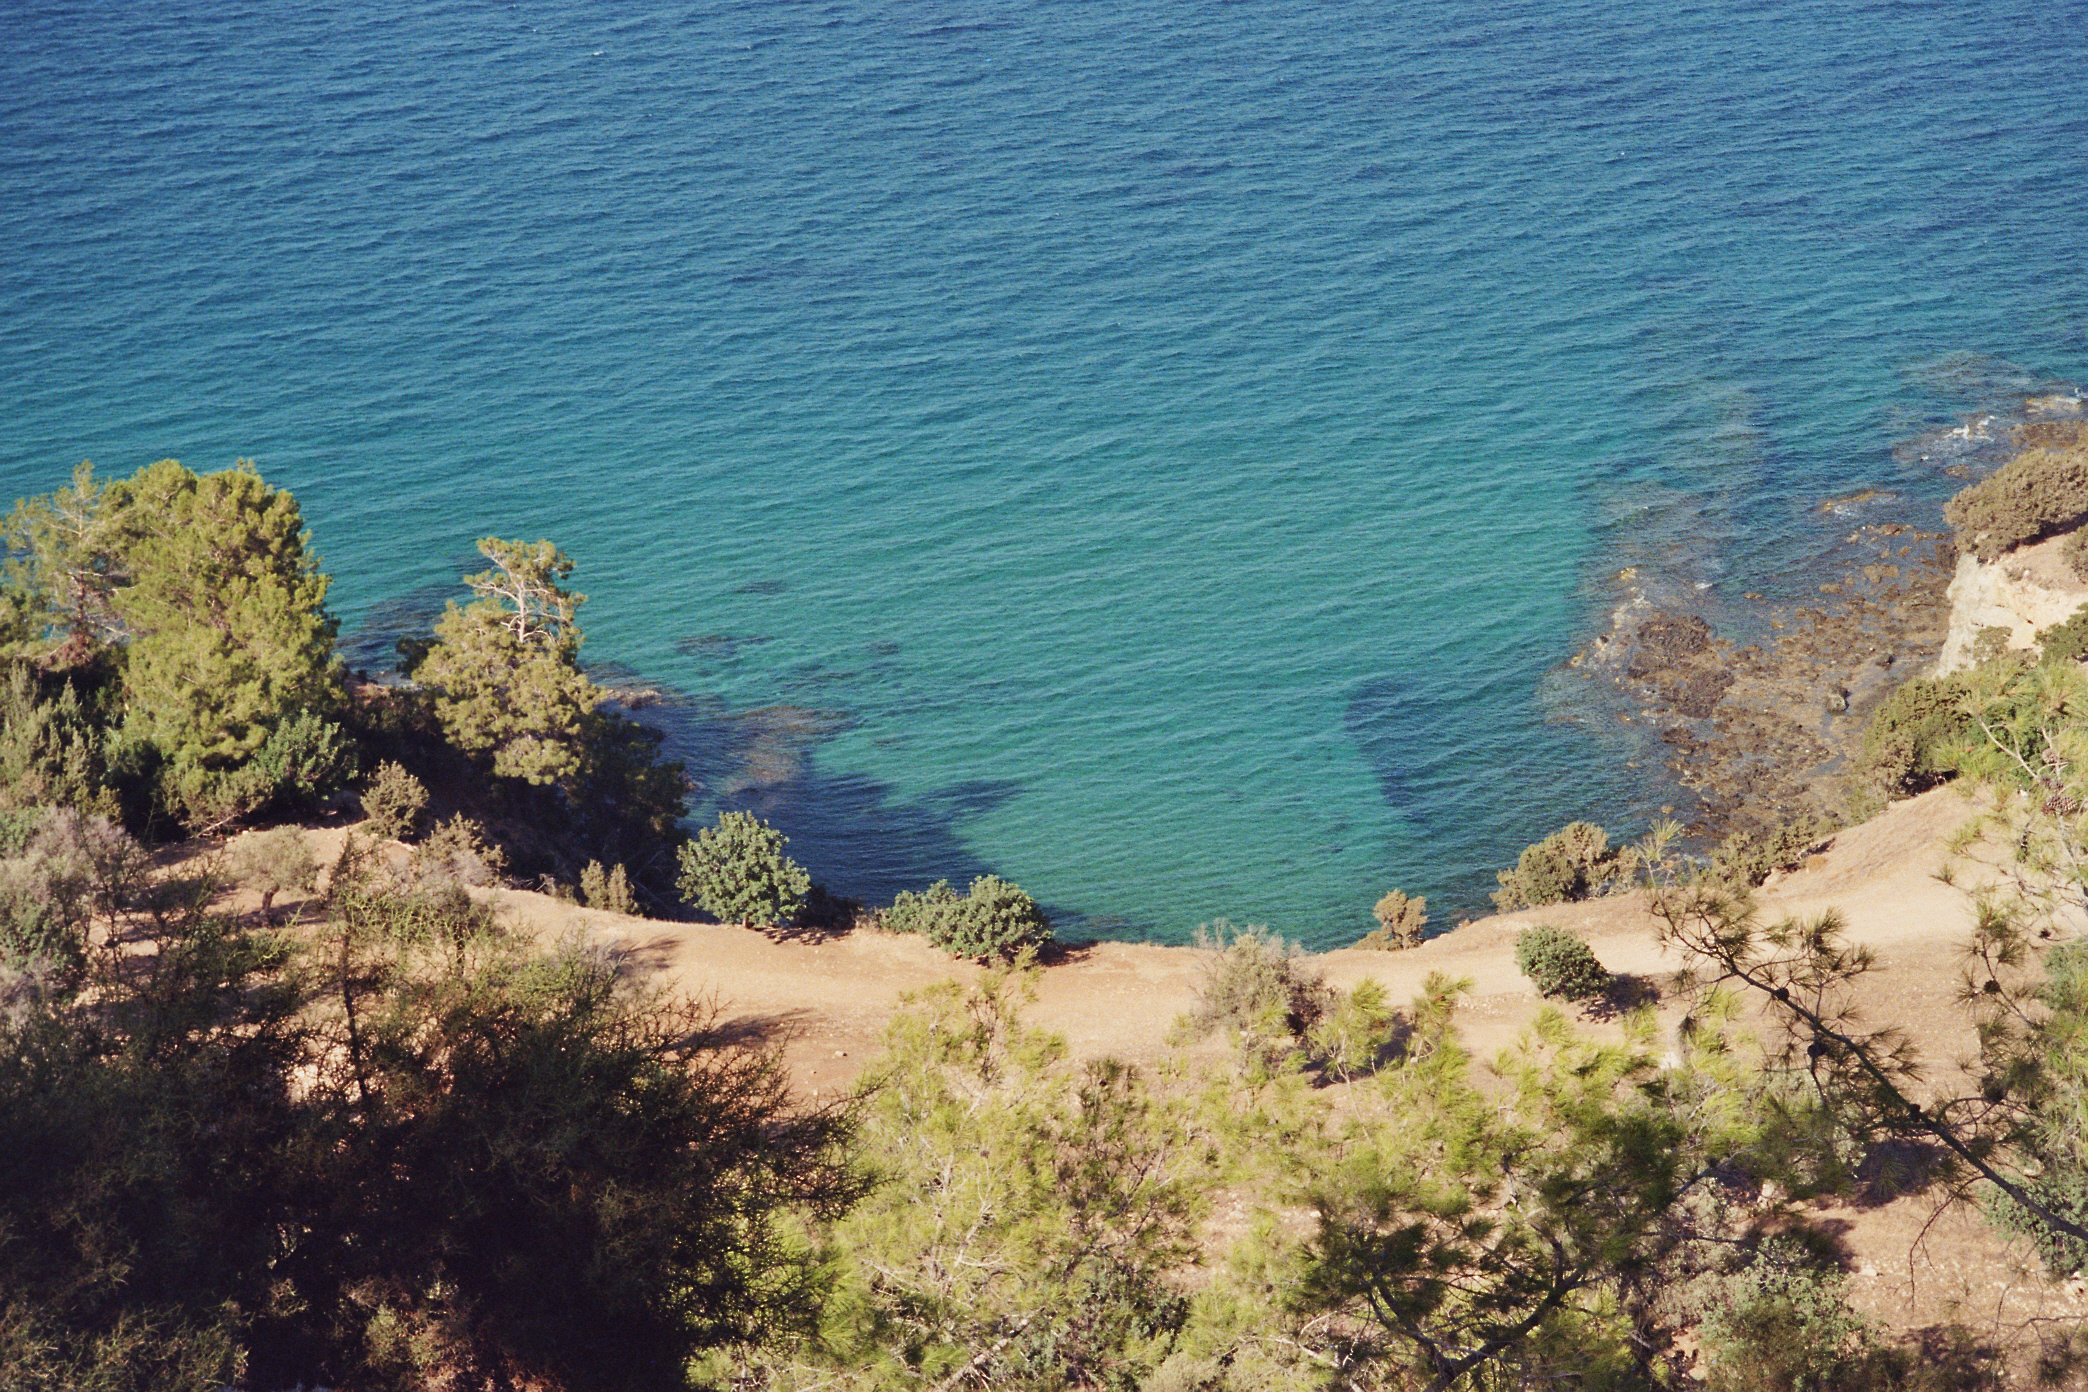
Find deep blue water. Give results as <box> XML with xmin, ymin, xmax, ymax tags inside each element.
<box><xmin>2</xmin><ymin>0</ymin><xmax>2085</xmax><ymax>945</ymax></box>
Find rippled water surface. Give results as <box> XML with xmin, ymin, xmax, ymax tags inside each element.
<box><xmin>3</xmin><ymin>0</ymin><xmax>2084</xmax><ymax>943</ymax></box>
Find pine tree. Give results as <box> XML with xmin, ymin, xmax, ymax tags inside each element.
<box><xmin>415</xmin><ymin>538</ymin><xmax>600</xmax><ymax>786</ymax></box>
<box><xmin>107</xmin><ymin>460</ymin><xmax>342</xmax><ymax>774</ymax></box>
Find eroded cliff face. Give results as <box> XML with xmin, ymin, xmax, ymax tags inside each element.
<box><xmin>1934</xmin><ymin>529</ymin><xmax>2088</xmax><ymax>674</ymax></box>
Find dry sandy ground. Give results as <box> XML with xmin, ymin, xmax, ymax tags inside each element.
<box><xmin>280</xmin><ymin>787</ymin><xmax>2088</xmax><ymax>1360</ymax></box>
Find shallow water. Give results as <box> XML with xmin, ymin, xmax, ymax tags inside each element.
<box><xmin>2</xmin><ymin>0</ymin><xmax>2085</xmax><ymax>944</ymax></box>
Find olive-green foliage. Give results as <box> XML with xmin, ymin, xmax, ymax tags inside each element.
<box><xmin>1356</xmin><ymin>887</ymin><xmax>1427</xmax><ymax>949</ymax></box>
<box><xmin>0</xmin><ymin>880</ymin><xmax>305</xmax><ymax>1392</ymax></box>
<box><xmin>579</xmin><ymin>859</ymin><xmax>638</xmax><ymax>915</ymax></box>
<box><xmin>2</xmin><ymin>461</ymin><xmax>129</xmax><ymax>664</ymax></box>
<box><xmin>0</xmin><ymin>662</ymin><xmax>112</xmax><ymax>820</ymax></box>
<box><xmin>1944</xmin><ymin>423</ymin><xmax>2088</xmax><ymax>560</ymax></box>
<box><xmin>106</xmin><ymin>460</ymin><xmax>343</xmax><ymax>782</ymax></box>
<box><xmin>2040</xmin><ymin>603</ymin><xmax>2088</xmax><ymax>666</ymax></box>
<box><xmin>1176</xmin><ymin>921</ymin><xmax>1331</xmax><ymax>1071</ymax></box>
<box><xmin>227</xmin><ymin>825</ymin><xmax>317</xmax><ymax>923</ymax></box>
<box><xmin>884</xmin><ymin>873</ymin><xmax>1052</xmax><ymax>960</ymax></box>
<box><xmin>360</xmin><ymin>759</ymin><xmax>428</xmax><ymax>840</ymax></box>
<box><xmin>0</xmin><ymin>833</ymin><xmax>860</xmax><ymax>1392</ymax></box>
<box><xmin>1494</xmin><ymin>820</ymin><xmax>1624</xmax><ymax>911</ymax></box>
<box><xmin>1709</xmin><ymin>816</ymin><xmax>1834</xmax><ymax>889</ymax></box>
<box><xmin>1303</xmin><ymin>980</ymin><xmax>1761</xmax><ymax>1392</ymax></box>
<box><xmin>160</xmin><ymin>707</ymin><xmax>361</xmax><ymax>833</ymax></box>
<box><xmin>0</xmin><ymin>811</ymin><xmax>154</xmax><ymax>996</ymax></box>
<box><xmin>1853</xmin><ymin>673</ymin><xmax>1975</xmax><ymax>798</ymax></box>
<box><xmin>880</xmin><ymin>878</ymin><xmax>958</xmax><ymax>936</ymax></box>
<box><xmin>1302</xmin><ymin>977</ymin><xmax>1401</xmax><ymax>1085</ymax></box>
<box><xmin>1982</xmin><ymin>937</ymin><xmax>2088</xmax><ymax>1279</ymax></box>
<box><xmin>1697</xmin><ymin>1239</ymin><xmax>1899</xmax><ymax>1392</ymax></box>
<box><xmin>416</xmin><ymin>555</ymin><xmax>600</xmax><ymax>786</ymax></box>
<box><xmin>4</xmin><ymin>459</ymin><xmax>354</xmax><ymax>832</ymax></box>
<box><xmin>1171</xmin><ymin>922</ymin><xmax>1401</xmax><ymax>1084</ymax></box>
<box><xmin>310</xmin><ymin>854</ymin><xmax>860</xmax><ymax>1392</ymax></box>
<box><xmin>1515</xmin><ymin>924</ymin><xmax>1613</xmax><ymax>1000</ymax></box>
<box><xmin>409</xmin><ymin>539</ymin><xmax>689</xmax><ymax>893</ymax></box>
<box><xmin>242</xmin><ymin>707</ymin><xmax>359</xmax><ymax>814</ymax></box>
<box><xmin>677</xmin><ymin>810</ymin><xmax>810</xmax><ymax>930</ymax></box>
<box><xmin>750</xmin><ymin>973</ymin><xmax>1203</xmax><ymax>1391</ymax></box>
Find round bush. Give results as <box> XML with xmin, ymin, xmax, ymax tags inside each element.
<box><xmin>1514</xmin><ymin>925</ymin><xmax>1611</xmax><ymax>1001</ymax></box>
<box><xmin>676</xmin><ymin>811</ymin><xmax>809</xmax><ymax>930</ymax></box>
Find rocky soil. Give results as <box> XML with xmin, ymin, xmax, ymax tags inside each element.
<box><xmin>1579</xmin><ymin>525</ymin><xmax>1957</xmax><ymax>841</ymax></box>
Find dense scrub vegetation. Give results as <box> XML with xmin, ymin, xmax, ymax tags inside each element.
<box><xmin>15</xmin><ymin>454</ymin><xmax>2088</xmax><ymax>1388</ymax></box>
<box><xmin>0</xmin><ymin>819</ymin><xmax>859</xmax><ymax>1391</ymax></box>
<box><xmin>1944</xmin><ymin>420</ymin><xmax>2088</xmax><ymax>561</ymax></box>
<box><xmin>882</xmin><ymin>871</ymin><xmax>1054</xmax><ymax>960</ymax></box>
<box><xmin>1357</xmin><ymin>887</ymin><xmax>1427</xmax><ymax>948</ymax></box>
<box><xmin>1492</xmin><ymin>820</ymin><xmax>1631</xmax><ymax>911</ymax></box>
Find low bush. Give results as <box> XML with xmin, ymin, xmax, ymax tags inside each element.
<box><xmin>2041</xmin><ymin>604</ymin><xmax>2088</xmax><ymax>665</ymax></box>
<box><xmin>579</xmin><ymin>859</ymin><xmax>638</xmax><ymax>915</ymax></box>
<box><xmin>1514</xmin><ymin>925</ymin><xmax>1611</xmax><ymax>1001</ymax></box>
<box><xmin>1356</xmin><ymin>888</ymin><xmax>1427</xmax><ymax>949</ymax></box>
<box><xmin>1698</xmin><ymin>1239</ymin><xmax>1901</xmax><ymax>1392</ymax></box>
<box><xmin>885</xmin><ymin>873</ymin><xmax>1052</xmax><ymax>961</ymax></box>
<box><xmin>410</xmin><ymin>813</ymin><xmax>508</xmax><ymax>889</ymax></box>
<box><xmin>1710</xmin><ymin>817</ymin><xmax>1834</xmax><ymax>889</ymax></box>
<box><xmin>1944</xmin><ymin>426</ymin><xmax>2088</xmax><ymax>561</ymax></box>
<box><xmin>361</xmin><ymin>759</ymin><xmax>428</xmax><ymax>840</ymax></box>
<box><xmin>1303</xmin><ymin>977</ymin><xmax>1401</xmax><ymax>1082</ymax></box>
<box><xmin>675</xmin><ymin>810</ymin><xmax>809</xmax><ymax>930</ymax></box>
<box><xmin>1178</xmin><ymin>921</ymin><xmax>1328</xmax><ymax>1041</ymax></box>
<box><xmin>1494</xmin><ymin>821</ymin><xmax>1624</xmax><ymax>911</ymax></box>
<box><xmin>228</xmin><ymin>825</ymin><xmax>318</xmax><ymax>923</ymax></box>
<box><xmin>1171</xmin><ymin>920</ymin><xmax>1379</xmax><ymax>1077</ymax></box>
<box><xmin>1853</xmin><ymin>674</ymin><xmax>1973</xmax><ymax>799</ymax></box>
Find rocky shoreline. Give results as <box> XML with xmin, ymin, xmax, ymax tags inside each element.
<box><xmin>1567</xmin><ymin>390</ymin><xmax>2088</xmax><ymax>847</ymax></box>
<box><xmin>1577</xmin><ymin>525</ymin><xmax>1956</xmax><ymax>841</ymax></box>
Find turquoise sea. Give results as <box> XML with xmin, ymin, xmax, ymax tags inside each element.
<box><xmin>2</xmin><ymin>1</ymin><xmax>2085</xmax><ymax>945</ymax></box>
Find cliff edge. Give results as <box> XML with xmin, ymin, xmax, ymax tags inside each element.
<box><xmin>1934</xmin><ymin>525</ymin><xmax>2088</xmax><ymax>673</ymax></box>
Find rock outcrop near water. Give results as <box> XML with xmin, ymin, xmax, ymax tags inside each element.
<box><xmin>1581</xmin><ymin>527</ymin><xmax>1955</xmax><ymax>839</ymax></box>
<box><xmin>1934</xmin><ymin>528</ymin><xmax>2088</xmax><ymax>674</ymax></box>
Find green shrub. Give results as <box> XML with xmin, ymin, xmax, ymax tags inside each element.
<box><xmin>1698</xmin><ymin>1240</ymin><xmax>1900</xmax><ymax>1392</ymax></box>
<box><xmin>675</xmin><ymin>810</ymin><xmax>809</xmax><ymax>930</ymax></box>
<box><xmin>245</xmin><ymin>710</ymin><xmax>359</xmax><ymax>815</ymax></box>
<box><xmin>360</xmin><ymin>759</ymin><xmax>428</xmax><ymax>840</ymax></box>
<box><xmin>1853</xmin><ymin>674</ymin><xmax>1973</xmax><ymax>798</ymax></box>
<box><xmin>2041</xmin><ymin>604</ymin><xmax>2088</xmax><ymax>665</ymax></box>
<box><xmin>1983</xmin><ymin>940</ymin><xmax>2088</xmax><ymax>1279</ymax></box>
<box><xmin>1710</xmin><ymin>817</ymin><xmax>1834</xmax><ymax>889</ymax></box>
<box><xmin>409</xmin><ymin>813</ymin><xmax>508</xmax><ymax>889</ymax></box>
<box><xmin>882</xmin><ymin>878</ymin><xmax>959</xmax><ymax>937</ymax></box>
<box><xmin>1514</xmin><ymin>925</ymin><xmax>1611</xmax><ymax>1001</ymax></box>
<box><xmin>1303</xmin><ymin>977</ymin><xmax>1401</xmax><ymax>1083</ymax></box>
<box><xmin>1356</xmin><ymin>888</ymin><xmax>1427</xmax><ymax>949</ymax></box>
<box><xmin>578</xmin><ymin>859</ymin><xmax>638</xmax><ymax>916</ymax></box>
<box><xmin>1494</xmin><ymin>821</ymin><xmax>1622</xmax><ymax>911</ymax></box>
<box><xmin>157</xmin><ymin>710</ymin><xmax>359</xmax><ymax>833</ymax></box>
<box><xmin>884</xmin><ymin>873</ymin><xmax>1052</xmax><ymax>960</ymax></box>
<box><xmin>1944</xmin><ymin>427</ymin><xmax>2088</xmax><ymax>561</ymax></box>
<box><xmin>1173</xmin><ymin>921</ymin><xmax>1332</xmax><ymax>1075</ymax></box>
